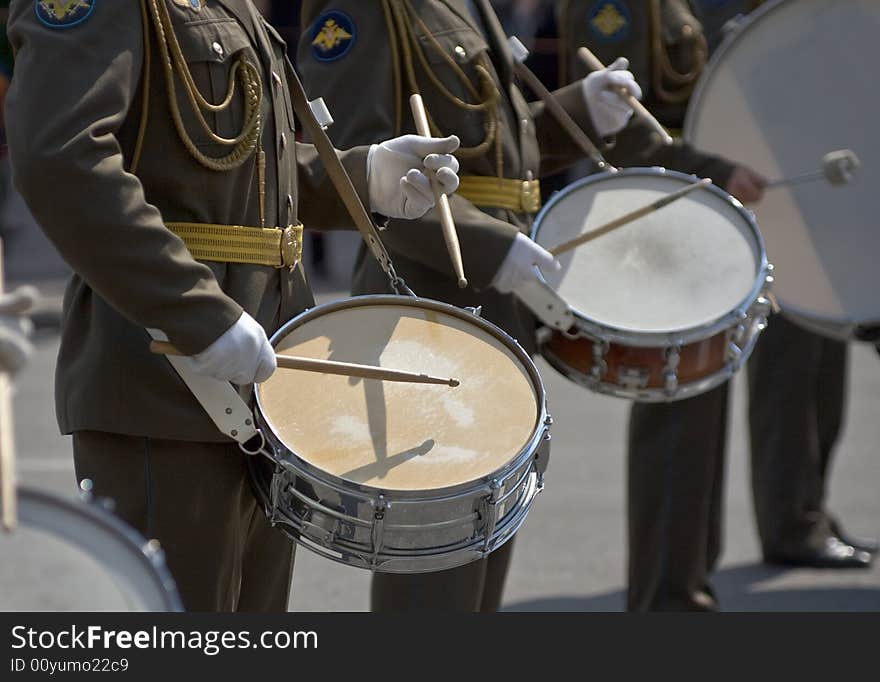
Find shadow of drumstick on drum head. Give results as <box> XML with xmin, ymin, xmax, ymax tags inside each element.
<box><xmin>323</xmin><ymin>319</ymin><xmax>396</xmax><ymax>467</ymax></box>
<box><xmin>340</xmin><ymin>439</ymin><xmax>436</xmax><ymax>483</ymax></box>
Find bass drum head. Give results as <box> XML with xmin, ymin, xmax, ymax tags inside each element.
<box><xmin>256</xmin><ymin>297</ymin><xmax>542</xmax><ymax>492</ymax></box>
<box><xmin>532</xmin><ymin>168</ymin><xmax>764</xmax><ymax>338</ymax></box>
<box><xmin>685</xmin><ymin>0</ymin><xmax>880</xmax><ymax>339</ymax></box>
<box><xmin>0</xmin><ymin>487</ymin><xmax>182</xmax><ymax>611</ymax></box>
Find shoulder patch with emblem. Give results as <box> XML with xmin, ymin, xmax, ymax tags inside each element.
<box><xmin>308</xmin><ymin>11</ymin><xmax>356</xmax><ymax>62</ymax></box>
<box><xmin>172</xmin><ymin>0</ymin><xmax>205</xmax><ymax>11</ymax></box>
<box><xmin>587</xmin><ymin>0</ymin><xmax>631</xmax><ymax>43</ymax></box>
<box><xmin>35</xmin><ymin>0</ymin><xmax>96</xmax><ymax>29</ymax></box>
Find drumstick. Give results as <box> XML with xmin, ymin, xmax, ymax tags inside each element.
<box><xmin>150</xmin><ymin>341</ymin><xmax>460</xmax><ymax>387</ymax></box>
<box><xmin>408</xmin><ymin>94</ymin><xmax>468</xmax><ymax>289</ymax></box>
<box><xmin>577</xmin><ymin>47</ymin><xmax>674</xmax><ymax>146</ymax></box>
<box><xmin>549</xmin><ymin>178</ymin><xmax>712</xmax><ymax>256</ymax></box>
<box><xmin>508</xmin><ymin>37</ymin><xmax>612</xmax><ymax>170</ymax></box>
<box><xmin>0</xmin><ymin>240</ymin><xmax>17</xmax><ymax>532</ymax></box>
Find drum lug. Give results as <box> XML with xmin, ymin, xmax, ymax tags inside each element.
<box><xmin>371</xmin><ymin>495</ymin><xmax>389</xmax><ymax>562</ymax></box>
<box><xmin>662</xmin><ymin>345</ymin><xmax>681</xmax><ymax>397</ymax></box>
<box><xmin>590</xmin><ymin>340</ymin><xmax>609</xmax><ymax>382</ymax></box>
<box><xmin>617</xmin><ymin>366</ymin><xmax>650</xmax><ymax>390</ymax></box>
<box><xmin>479</xmin><ymin>480</ymin><xmax>503</xmax><ymax>552</ymax></box>
<box><xmin>726</xmin><ymin>342</ymin><xmax>743</xmax><ymax>364</ymax></box>
<box><xmin>267</xmin><ymin>471</ymin><xmax>287</xmax><ymax>526</ymax></box>
<box><xmin>754</xmin><ymin>295</ymin><xmax>773</xmax><ymax>319</ymax></box>
<box><xmin>535</xmin><ymin>414</ymin><xmax>553</xmax><ymax>477</ymax></box>
<box><xmin>465</xmin><ymin>305</ymin><xmax>483</xmax><ymax>318</ymax></box>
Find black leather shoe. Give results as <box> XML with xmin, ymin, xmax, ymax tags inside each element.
<box><xmin>764</xmin><ymin>536</ymin><xmax>874</xmax><ymax>569</ymax></box>
<box><xmin>829</xmin><ymin>517</ymin><xmax>879</xmax><ymax>554</ymax></box>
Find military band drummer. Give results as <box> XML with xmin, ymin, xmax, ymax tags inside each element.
<box><xmin>5</xmin><ymin>0</ymin><xmax>460</xmax><ymax>612</ymax></box>
<box><xmin>298</xmin><ymin>0</ymin><xmax>648</xmax><ymax>611</ymax></box>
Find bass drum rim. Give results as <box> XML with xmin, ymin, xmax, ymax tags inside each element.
<box><xmin>530</xmin><ymin>167</ymin><xmax>769</xmax><ymax>348</ymax></box>
<box><xmin>253</xmin><ymin>294</ymin><xmax>549</xmax><ymax>500</ymax></box>
<box><xmin>13</xmin><ymin>486</ymin><xmax>183</xmax><ymax>612</ymax></box>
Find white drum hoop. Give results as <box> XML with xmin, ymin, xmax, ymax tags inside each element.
<box><xmin>249</xmin><ymin>295</ymin><xmax>551</xmax><ymax>573</ymax></box>
<box><xmin>531</xmin><ymin>167</ymin><xmax>771</xmax><ymax>348</ymax></box>
<box><xmin>11</xmin><ymin>486</ymin><xmax>183</xmax><ymax>612</ymax></box>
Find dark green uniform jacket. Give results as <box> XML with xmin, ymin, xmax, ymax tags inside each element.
<box><xmin>557</xmin><ymin>0</ymin><xmax>759</xmax><ymax>186</ymax></box>
<box><xmin>6</xmin><ymin>0</ymin><xmax>370</xmax><ymax>441</ymax></box>
<box><xmin>298</xmin><ymin>0</ymin><xmax>606</xmax><ymax>351</ymax></box>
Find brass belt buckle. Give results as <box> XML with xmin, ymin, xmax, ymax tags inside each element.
<box><xmin>521</xmin><ymin>180</ymin><xmax>541</xmax><ymax>215</ymax></box>
<box><xmin>280</xmin><ymin>224</ymin><xmax>303</xmax><ymax>271</ymax></box>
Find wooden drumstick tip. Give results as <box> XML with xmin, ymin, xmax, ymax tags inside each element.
<box><xmin>448</xmin><ymin>378</ymin><xmax>461</xmax><ymax>388</ymax></box>
<box><xmin>457</xmin><ymin>277</ymin><xmax>468</xmax><ymax>289</ymax></box>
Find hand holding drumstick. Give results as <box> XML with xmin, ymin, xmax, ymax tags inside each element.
<box><xmin>578</xmin><ymin>46</ymin><xmax>673</xmax><ymax>146</ymax></box>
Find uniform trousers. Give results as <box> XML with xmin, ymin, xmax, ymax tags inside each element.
<box><xmin>73</xmin><ymin>431</ymin><xmax>295</xmax><ymax>612</ymax></box>
<box><xmin>627</xmin><ymin>313</ymin><xmax>847</xmax><ymax>611</ymax></box>
<box><xmin>371</xmin><ymin>538</ymin><xmax>516</xmax><ymax>612</ymax></box>
<box><xmin>747</xmin><ymin>314</ymin><xmax>848</xmax><ymax>555</ymax></box>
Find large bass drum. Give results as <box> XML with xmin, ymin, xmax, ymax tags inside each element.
<box><xmin>685</xmin><ymin>0</ymin><xmax>880</xmax><ymax>340</ymax></box>
<box><xmin>248</xmin><ymin>295</ymin><xmax>550</xmax><ymax>574</ymax></box>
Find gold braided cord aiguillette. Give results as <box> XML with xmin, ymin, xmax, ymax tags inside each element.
<box><xmin>386</xmin><ymin>0</ymin><xmax>503</xmax><ymax>176</ymax></box>
<box><xmin>145</xmin><ymin>0</ymin><xmax>262</xmax><ymax>172</ymax></box>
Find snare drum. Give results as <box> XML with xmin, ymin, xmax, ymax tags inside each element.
<box><xmin>249</xmin><ymin>295</ymin><xmax>550</xmax><ymax>573</ymax></box>
<box><xmin>531</xmin><ymin>168</ymin><xmax>773</xmax><ymax>402</ymax></box>
<box><xmin>1</xmin><ymin>487</ymin><xmax>182</xmax><ymax>611</ymax></box>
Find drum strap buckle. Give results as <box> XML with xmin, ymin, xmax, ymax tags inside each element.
<box><xmin>479</xmin><ymin>480</ymin><xmax>503</xmax><ymax>553</ymax></box>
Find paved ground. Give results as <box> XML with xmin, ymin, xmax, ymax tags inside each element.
<box><xmin>2</xmin><ymin>268</ymin><xmax>879</xmax><ymax>612</ymax></box>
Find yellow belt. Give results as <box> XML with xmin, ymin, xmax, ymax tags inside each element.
<box><xmin>457</xmin><ymin>176</ymin><xmax>542</xmax><ymax>215</ymax></box>
<box><xmin>166</xmin><ymin>223</ymin><xmax>303</xmax><ymax>269</ymax></box>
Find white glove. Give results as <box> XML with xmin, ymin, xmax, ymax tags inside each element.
<box><xmin>190</xmin><ymin>312</ymin><xmax>276</xmax><ymax>385</ymax></box>
<box><xmin>368</xmin><ymin>134</ymin><xmax>461</xmax><ymax>220</ymax></box>
<box><xmin>581</xmin><ymin>57</ymin><xmax>643</xmax><ymax>138</ymax></box>
<box><xmin>492</xmin><ymin>232</ymin><xmax>561</xmax><ymax>294</ymax></box>
<box><xmin>0</xmin><ymin>285</ymin><xmax>38</xmax><ymax>376</ymax></box>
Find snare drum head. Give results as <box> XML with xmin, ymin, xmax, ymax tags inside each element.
<box><xmin>533</xmin><ymin>170</ymin><xmax>763</xmax><ymax>334</ymax></box>
<box><xmin>685</xmin><ymin>0</ymin><xmax>880</xmax><ymax>335</ymax></box>
<box><xmin>257</xmin><ymin>300</ymin><xmax>540</xmax><ymax>491</ymax></box>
